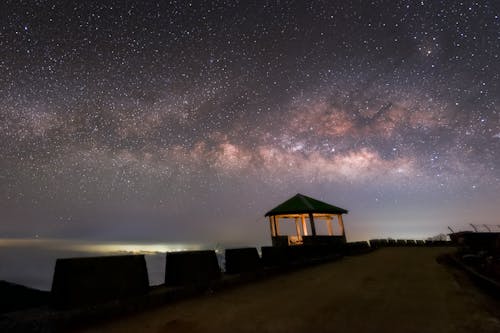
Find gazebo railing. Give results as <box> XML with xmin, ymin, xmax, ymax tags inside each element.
<box><xmin>272</xmin><ymin>235</ymin><xmax>345</xmax><ymax>247</ymax></box>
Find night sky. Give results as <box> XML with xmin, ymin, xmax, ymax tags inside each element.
<box><xmin>1</xmin><ymin>0</ymin><xmax>499</xmax><ymax>244</ymax></box>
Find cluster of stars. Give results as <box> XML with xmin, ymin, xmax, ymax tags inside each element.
<box><xmin>0</xmin><ymin>0</ymin><xmax>498</xmax><ymax>240</ymax></box>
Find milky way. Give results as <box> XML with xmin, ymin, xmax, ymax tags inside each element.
<box><xmin>1</xmin><ymin>1</ymin><xmax>499</xmax><ymax>242</ymax></box>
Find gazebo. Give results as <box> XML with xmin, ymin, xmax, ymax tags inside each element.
<box><xmin>265</xmin><ymin>193</ymin><xmax>348</xmax><ymax>247</ymax></box>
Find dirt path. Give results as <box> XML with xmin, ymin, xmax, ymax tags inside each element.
<box><xmin>80</xmin><ymin>248</ymin><xmax>500</xmax><ymax>333</ymax></box>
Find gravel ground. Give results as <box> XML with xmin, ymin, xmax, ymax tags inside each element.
<box><xmin>79</xmin><ymin>247</ymin><xmax>500</xmax><ymax>333</ymax></box>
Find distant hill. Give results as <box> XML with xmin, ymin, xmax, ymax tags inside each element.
<box><xmin>0</xmin><ymin>281</ymin><xmax>49</xmax><ymax>314</ymax></box>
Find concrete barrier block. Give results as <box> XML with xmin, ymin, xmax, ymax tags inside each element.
<box><xmin>346</xmin><ymin>241</ymin><xmax>371</xmax><ymax>254</ymax></box>
<box><xmin>225</xmin><ymin>248</ymin><xmax>262</xmax><ymax>274</ymax></box>
<box><xmin>261</xmin><ymin>246</ymin><xmax>289</xmax><ymax>267</ymax></box>
<box><xmin>369</xmin><ymin>239</ymin><xmax>381</xmax><ymax>248</ymax></box>
<box><xmin>51</xmin><ymin>255</ymin><xmax>149</xmax><ymax>309</ymax></box>
<box><xmin>165</xmin><ymin>250</ymin><xmax>220</xmax><ymax>287</ymax></box>
<box><xmin>370</xmin><ymin>239</ymin><xmax>389</xmax><ymax>248</ymax></box>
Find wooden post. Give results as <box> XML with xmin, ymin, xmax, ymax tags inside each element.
<box><xmin>294</xmin><ymin>217</ymin><xmax>301</xmax><ymax>240</ymax></box>
<box><xmin>274</xmin><ymin>216</ymin><xmax>280</xmax><ymax>235</ymax></box>
<box><xmin>326</xmin><ymin>216</ymin><xmax>333</xmax><ymax>236</ymax></box>
<box><xmin>308</xmin><ymin>213</ymin><xmax>317</xmax><ymax>236</ymax></box>
<box><xmin>269</xmin><ymin>216</ymin><xmax>276</xmax><ymax>237</ymax></box>
<box><xmin>338</xmin><ymin>214</ymin><xmax>346</xmax><ymax>242</ymax></box>
<box><xmin>301</xmin><ymin>215</ymin><xmax>308</xmax><ymax>236</ymax></box>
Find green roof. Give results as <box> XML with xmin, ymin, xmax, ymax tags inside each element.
<box><xmin>264</xmin><ymin>193</ymin><xmax>348</xmax><ymax>217</ymax></box>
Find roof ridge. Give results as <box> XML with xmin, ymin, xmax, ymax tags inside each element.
<box><xmin>297</xmin><ymin>194</ymin><xmax>314</xmax><ymax>210</ymax></box>
<box><xmin>264</xmin><ymin>193</ymin><xmax>348</xmax><ymax>217</ymax></box>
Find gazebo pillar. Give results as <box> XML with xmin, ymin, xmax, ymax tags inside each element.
<box><xmin>274</xmin><ymin>216</ymin><xmax>280</xmax><ymax>235</ymax></box>
<box><xmin>338</xmin><ymin>214</ymin><xmax>346</xmax><ymax>241</ymax></box>
<box><xmin>301</xmin><ymin>215</ymin><xmax>308</xmax><ymax>236</ymax></box>
<box><xmin>269</xmin><ymin>216</ymin><xmax>276</xmax><ymax>236</ymax></box>
<box><xmin>326</xmin><ymin>216</ymin><xmax>333</xmax><ymax>236</ymax></box>
<box><xmin>308</xmin><ymin>213</ymin><xmax>317</xmax><ymax>236</ymax></box>
<box><xmin>294</xmin><ymin>217</ymin><xmax>301</xmax><ymax>239</ymax></box>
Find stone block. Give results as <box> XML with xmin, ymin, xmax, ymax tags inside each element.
<box><xmin>165</xmin><ymin>250</ymin><xmax>220</xmax><ymax>287</ymax></box>
<box><xmin>51</xmin><ymin>255</ymin><xmax>149</xmax><ymax>309</ymax></box>
<box><xmin>224</xmin><ymin>248</ymin><xmax>262</xmax><ymax>274</ymax></box>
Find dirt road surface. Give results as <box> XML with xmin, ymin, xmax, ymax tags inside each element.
<box><xmin>80</xmin><ymin>247</ymin><xmax>500</xmax><ymax>333</ymax></box>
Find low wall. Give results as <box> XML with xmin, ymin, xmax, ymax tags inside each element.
<box><xmin>396</xmin><ymin>239</ymin><xmax>407</xmax><ymax>246</ymax></box>
<box><xmin>261</xmin><ymin>244</ymin><xmax>342</xmax><ymax>267</ymax></box>
<box><xmin>369</xmin><ymin>239</ymin><xmax>452</xmax><ymax>248</ymax></box>
<box><xmin>369</xmin><ymin>239</ymin><xmax>388</xmax><ymax>248</ymax></box>
<box><xmin>345</xmin><ymin>241</ymin><xmax>371</xmax><ymax>255</ymax></box>
<box><xmin>302</xmin><ymin>235</ymin><xmax>344</xmax><ymax>247</ymax></box>
<box><xmin>51</xmin><ymin>255</ymin><xmax>149</xmax><ymax>309</ymax></box>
